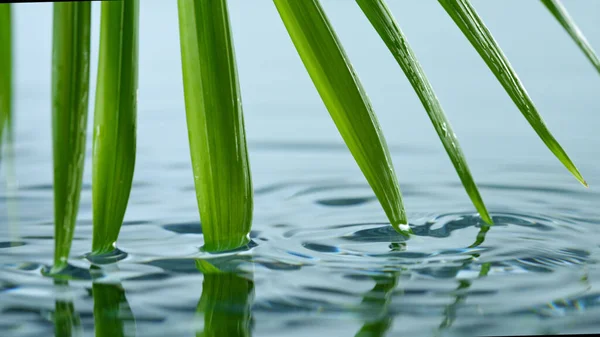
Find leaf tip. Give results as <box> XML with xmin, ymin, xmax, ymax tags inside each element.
<box><xmin>571</xmin><ymin>169</ymin><xmax>588</xmax><ymax>188</ymax></box>
<box><xmin>480</xmin><ymin>212</ymin><xmax>494</xmax><ymax>225</ymax></box>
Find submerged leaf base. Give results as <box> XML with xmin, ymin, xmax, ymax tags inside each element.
<box><xmin>41</xmin><ymin>263</ymin><xmax>93</xmax><ymax>281</ymax></box>
<box><xmin>201</xmin><ymin>235</ymin><xmax>255</xmax><ymax>254</ymax></box>
<box><xmin>85</xmin><ymin>247</ymin><xmax>128</xmax><ymax>265</ymax></box>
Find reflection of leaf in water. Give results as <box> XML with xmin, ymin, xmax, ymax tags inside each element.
<box><xmin>196</xmin><ymin>259</ymin><xmax>223</xmax><ymax>274</ymax></box>
<box><xmin>53</xmin><ymin>281</ymin><xmax>83</xmax><ymax>337</ymax></box>
<box><xmin>438</xmin><ymin>224</ymin><xmax>492</xmax><ymax>331</ymax></box>
<box><xmin>92</xmin><ymin>283</ymin><xmax>136</xmax><ymax>337</ymax></box>
<box><xmin>438</xmin><ymin>279</ymin><xmax>470</xmax><ymax>330</ymax></box>
<box><xmin>469</xmin><ymin>224</ymin><xmax>490</xmax><ymax>248</ymax></box>
<box><xmin>195</xmin><ymin>260</ymin><xmax>254</xmax><ymax>337</ymax></box>
<box><xmin>356</xmin><ymin>319</ymin><xmax>391</xmax><ymax>337</ymax></box>
<box><xmin>438</xmin><ymin>262</ymin><xmax>491</xmax><ymax>331</ymax></box>
<box><xmin>355</xmin><ymin>272</ymin><xmax>400</xmax><ymax>337</ymax></box>
<box><xmin>196</xmin><ymin>273</ymin><xmax>254</xmax><ymax>337</ymax></box>
<box><xmin>54</xmin><ymin>301</ymin><xmax>82</xmax><ymax>337</ymax></box>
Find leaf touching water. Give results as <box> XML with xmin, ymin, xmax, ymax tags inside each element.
<box><xmin>178</xmin><ymin>0</ymin><xmax>253</xmax><ymax>252</ymax></box>
<box><xmin>439</xmin><ymin>0</ymin><xmax>587</xmax><ymax>187</ymax></box>
<box><xmin>0</xmin><ymin>4</ymin><xmax>11</xmax><ymax>150</ymax></box>
<box><xmin>273</xmin><ymin>0</ymin><xmax>408</xmax><ymax>232</ymax></box>
<box><xmin>92</xmin><ymin>0</ymin><xmax>139</xmax><ymax>255</ymax></box>
<box><xmin>51</xmin><ymin>1</ymin><xmax>91</xmax><ymax>273</ymax></box>
<box><xmin>357</xmin><ymin>0</ymin><xmax>492</xmax><ymax>225</ymax></box>
<box><xmin>541</xmin><ymin>0</ymin><xmax>600</xmax><ymax>74</ymax></box>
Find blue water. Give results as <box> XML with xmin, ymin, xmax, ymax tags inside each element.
<box><xmin>1</xmin><ymin>1</ymin><xmax>600</xmax><ymax>336</ymax></box>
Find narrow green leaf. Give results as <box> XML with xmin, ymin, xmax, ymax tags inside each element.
<box><xmin>177</xmin><ymin>0</ymin><xmax>253</xmax><ymax>252</ymax></box>
<box><xmin>92</xmin><ymin>283</ymin><xmax>135</xmax><ymax>337</ymax></box>
<box><xmin>273</xmin><ymin>0</ymin><xmax>408</xmax><ymax>232</ymax></box>
<box><xmin>357</xmin><ymin>0</ymin><xmax>492</xmax><ymax>225</ymax></box>
<box><xmin>51</xmin><ymin>1</ymin><xmax>91</xmax><ymax>273</ymax></box>
<box><xmin>439</xmin><ymin>0</ymin><xmax>587</xmax><ymax>187</ymax></box>
<box><xmin>0</xmin><ymin>4</ymin><xmax>12</xmax><ymax>150</ymax></box>
<box><xmin>541</xmin><ymin>0</ymin><xmax>600</xmax><ymax>74</ymax></box>
<box><xmin>0</xmin><ymin>4</ymin><xmax>18</xmax><ymax>243</ymax></box>
<box><xmin>92</xmin><ymin>0</ymin><xmax>139</xmax><ymax>254</ymax></box>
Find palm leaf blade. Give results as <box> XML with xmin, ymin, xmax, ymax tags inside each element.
<box><xmin>357</xmin><ymin>0</ymin><xmax>493</xmax><ymax>224</ymax></box>
<box><xmin>92</xmin><ymin>0</ymin><xmax>139</xmax><ymax>254</ymax></box>
<box><xmin>439</xmin><ymin>0</ymin><xmax>587</xmax><ymax>187</ymax></box>
<box><xmin>542</xmin><ymin>0</ymin><xmax>600</xmax><ymax>74</ymax></box>
<box><xmin>177</xmin><ymin>0</ymin><xmax>253</xmax><ymax>252</ymax></box>
<box><xmin>51</xmin><ymin>1</ymin><xmax>91</xmax><ymax>271</ymax></box>
<box><xmin>273</xmin><ymin>0</ymin><xmax>408</xmax><ymax>232</ymax></box>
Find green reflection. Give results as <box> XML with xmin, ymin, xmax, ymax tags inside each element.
<box><xmin>354</xmin><ymin>222</ymin><xmax>492</xmax><ymax>336</ymax></box>
<box><xmin>92</xmin><ymin>282</ymin><xmax>136</xmax><ymax>337</ymax></box>
<box><xmin>54</xmin><ymin>300</ymin><xmax>82</xmax><ymax>337</ymax></box>
<box><xmin>438</xmin><ymin>224</ymin><xmax>492</xmax><ymax>331</ymax></box>
<box><xmin>355</xmin><ymin>272</ymin><xmax>400</xmax><ymax>337</ymax></box>
<box><xmin>195</xmin><ymin>259</ymin><xmax>254</xmax><ymax>337</ymax></box>
<box><xmin>468</xmin><ymin>224</ymin><xmax>490</xmax><ymax>249</ymax></box>
<box><xmin>52</xmin><ymin>281</ymin><xmax>83</xmax><ymax>337</ymax></box>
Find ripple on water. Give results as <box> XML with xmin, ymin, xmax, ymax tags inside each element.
<box><xmin>162</xmin><ymin>221</ymin><xmax>261</xmax><ymax>240</ymax></box>
<box><xmin>39</xmin><ymin>264</ymin><xmax>93</xmax><ymax>281</ymax></box>
<box><xmin>0</xmin><ymin>242</ymin><xmax>26</xmax><ymax>249</ymax></box>
<box><xmin>267</xmin><ymin>212</ymin><xmax>595</xmax><ymax>279</ymax></box>
<box><xmin>1</xmin><ymin>209</ymin><xmax>598</xmax><ymax>336</ymax></box>
<box><xmin>315</xmin><ymin>196</ymin><xmax>376</xmax><ymax>207</ymax></box>
<box><xmin>84</xmin><ymin>248</ymin><xmax>129</xmax><ymax>265</ymax></box>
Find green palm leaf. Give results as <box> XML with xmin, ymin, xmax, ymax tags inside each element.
<box><xmin>92</xmin><ymin>0</ymin><xmax>139</xmax><ymax>255</ymax></box>
<box><xmin>357</xmin><ymin>0</ymin><xmax>492</xmax><ymax>224</ymax></box>
<box><xmin>50</xmin><ymin>1</ymin><xmax>91</xmax><ymax>273</ymax></box>
<box><xmin>273</xmin><ymin>0</ymin><xmax>408</xmax><ymax>232</ymax></box>
<box><xmin>542</xmin><ymin>0</ymin><xmax>600</xmax><ymax>74</ymax></box>
<box><xmin>177</xmin><ymin>0</ymin><xmax>253</xmax><ymax>252</ymax></box>
<box><xmin>0</xmin><ymin>4</ymin><xmax>11</xmax><ymax>150</ymax></box>
<box><xmin>439</xmin><ymin>0</ymin><xmax>587</xmax><ymax>187</ymax></box>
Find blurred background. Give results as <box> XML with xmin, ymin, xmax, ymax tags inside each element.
<box><xmin>11</xmin><ymin>0</ymin><xmax>599</xmax><ymax>194</ymax></box>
